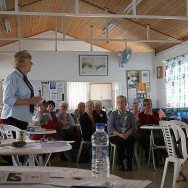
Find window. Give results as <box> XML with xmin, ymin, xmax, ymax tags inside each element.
<box><xmin>165</xmin><ymin>54</ymin><xmax>188</xmax><ymax>108</ymax></box>
<box><xmin>67</xmin><ymin>82</ymin><xmax>88</xmax><ymax>111</ymax></box>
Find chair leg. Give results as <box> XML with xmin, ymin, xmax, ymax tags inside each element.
<box><xmin>134</xmin><ymin>143</ymin><xmax>140</xmax><ymax>168</ymax></box>
<box><xmin>112</xmin><ymin>145</ymin><xmax>117</xmax><ymax>170</ymax></box>
<box><xmin>160</xmin><ymin>158</ymin><xmax>169</xmax><ymax>188</ymax></box>
<box><xmin>76</xmin><ymin>141</ymin><xmax>84</xmax><ymax>164</ymax></box>
<box><xmin>173</xmin><ymin>160</ymin><xmax>181</xmax><ymax>188</ymax></box>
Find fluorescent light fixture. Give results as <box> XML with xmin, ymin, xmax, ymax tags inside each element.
<box><xmin>0</xmin><ymin>0</ymin><xmax>6</xmax><ymax>10</ymax></box>
<box><xmin>123</xmin><ymin>0</ymin><xmax>142</xmax><ymax>14</ymax></box>
<box><xmin>4</xmin><ymin>17</ymin><xmax>11</xmax><ymax>33</ymax></box>
<box><xmin>102</xmin><ymin>22</ymin><xmax>116</xmax><ymax>35</ymax></box>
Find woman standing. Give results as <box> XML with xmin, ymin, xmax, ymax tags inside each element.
<box><xmin>108</xmin><ymin>95</ymin><xmax>136</xmax><ymax>171</ymax></box>
<box><xmin>1</xmin><ymin>50</ymin><xmax>42</xmax><ymax>130</ymax></box>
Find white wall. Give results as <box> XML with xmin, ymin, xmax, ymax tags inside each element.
<box><xmin>0</xmin><ymin>31</ymin><xmax>156</xmax><ymax>107</ymax></box>
<box><xmin>155</xmin><ymin>41</ymin><xmax>188</xmax><ymax>108</ymax></box>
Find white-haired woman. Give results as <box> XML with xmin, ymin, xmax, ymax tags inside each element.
<box><xmin>108</xmin><ymin>95</ymin><xmax>136</xmax><ymax>171</ymax></box>
<box><xmin>79</xmin><ymin>100</ymin><xmax>96</xmax><ymax>141</ymax></box>
<box><xmin>56</xmin><ymin>101</ymin><xmax>75</xmax><ymax>141</ymax></box>
<box><xmin>93</xmin><ymin>101</ymin><xmax>107</xmax><ymax>125</ymax></box>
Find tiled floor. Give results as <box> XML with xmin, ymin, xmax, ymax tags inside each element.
<box><xmin>50</xmin><ymin>156</ymin><xmax>174</xmax><ymax>188</ymax></box>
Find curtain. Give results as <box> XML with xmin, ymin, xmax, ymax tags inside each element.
<box><xmin>67</xmin><ymin>82</ymin><xmax>88</xmax><ymax>111</ymax></box>
<box><xmin>165</xmin><ymin>54</ymin><xmax>188</xmax><ymax>108</ymax></box>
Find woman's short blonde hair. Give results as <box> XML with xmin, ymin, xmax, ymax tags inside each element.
<box><xmin>12</xmin><ymin>50</ymin><xmax>32</xmax><ymax>69</ymax></box>
<box><xmin>143</xmin><ymin>98</ymin><xmax>152</xmax><ymax>106</ymax></box>
<box><xmin>59</xmin><ymin>101</ymin><xmax>68</xmax><ymax>108</ymax></box>
<box><xmin>117</xmin><ymin>95</ymin><xmax>127</xmax><ymax>104</ymax></box>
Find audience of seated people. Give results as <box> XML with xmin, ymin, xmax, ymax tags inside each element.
<box><xmin>72</xmin><ymin>102</ymin><xmax>85</xmax><ymax>124</ymax></box>
<box><xmin>136</xmin><ymin>98</ymin><xmax>165</xmax><ymax>166</ymax></box>
<box><xmin>56</xmin><ymin>101</ymin><xmax>75</xmax><ymax>141</ymax></box>
<box><xmin>107</xmin><ymin>95</ymin><xmax>136</xmax><ymax>171</ymax></box>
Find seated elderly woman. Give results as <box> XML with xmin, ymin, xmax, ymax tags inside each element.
<box><xmin>136</xmin><ymin>98</ymin><xmax>163</xmax><ymax>164</ymax></box>
<box><xmin>56</xmin><ymin>101</ymin><xmax>75</xmax><ymax>141</ymax></box>
<box><xmin>132</xmin><ymin>101</ymin><xmax>141</xmax><ymax>128</ymax></box>
<box><xmin>73</xmin><ymin>102</ymin><xmax>85</xmax><ymax>124</ymax></box>
<box><xmin>79</xmin><ymin>100</ymin><xmax>97</xmax><ymax>141</ymax></box>
<box><xmin>93</xmin><ymin>101</ymin><xmax>108</xmax><ymax>124</ymax></box>
<box><xmin>107</xmin><ymin>95</ymin><xmax>136</xmax><ymax>171</ymax></box>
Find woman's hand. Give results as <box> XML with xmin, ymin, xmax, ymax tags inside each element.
<box><xmin>30</xmin><ymin>96</ymin><xmax>43</xmax><ymax>105</ymax></box>
<box><xmin>16</xmin><ymin>96</ymin><xmax>43</xmax><ymax>105</ymax></box>
<box><xmin>118</xmin><ymin>133</ymin><xmax>129</xmax><ymax>140</ymax></box>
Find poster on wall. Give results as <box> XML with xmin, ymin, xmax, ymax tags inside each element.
<box><xmin>31</xmin><ymin>80</ymin><xmax>65</xmax><ymax>111</ymax></box>
<box><xmin>126</xmin><ymin>70</ymin><xmax>150</xmax><ymax>108</ymax></box>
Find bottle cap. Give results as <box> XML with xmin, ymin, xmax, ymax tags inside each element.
<box><xmin>96</xmin><ymin>123</ymin><xmax>105</xmax><ymax>129</ymax></box>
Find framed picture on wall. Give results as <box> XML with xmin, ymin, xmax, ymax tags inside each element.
<box><xmin>79</xmin><ymin>55</ymin><xmax>108</xmax><ymax>76</ymax></box>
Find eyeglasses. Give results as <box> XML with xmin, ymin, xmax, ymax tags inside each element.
<box><xmin>61</xmin><ymin>106</ymin><xmax>68</xmax><ymax>108</ymax></box>
<box><xmin>143</xmin><ymin>104</ymin><xmax>150</xmax><ymax>106</ymax></box>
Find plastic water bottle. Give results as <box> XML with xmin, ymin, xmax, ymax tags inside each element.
<box><xmin>91</xmin><ymin>123</ymin><xmax>110</xmax><ymax>177</ymax></box>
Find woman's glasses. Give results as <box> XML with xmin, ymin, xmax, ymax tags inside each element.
<box><xmin>143</xmin><ymin>103</ymin><xmax>151</xmax><ymax>106</ymax></box>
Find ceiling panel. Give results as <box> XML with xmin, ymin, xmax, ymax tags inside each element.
<box><xmin>0</xmin><ymin>0</ymin><xmax>187</xmax><ymax>53</ymax></box>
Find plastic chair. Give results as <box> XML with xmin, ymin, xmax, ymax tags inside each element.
<box><xmin>1</xmin><ymin>124</ymin><xmax>40</xmax><ymax>166</ymax></box>
<box><xmin>110</xmin><ymin>141</ymin><xmax>140</xmax><ymax>170</ymax></box>
<box><xmin>160</xmin><ymin>121</ymin><xmax>188</xmax><ymax>188</ymax></box>
<box><xmin>110</xmin><ymin>142</ymin><xmax>117</xmax><ymax>170</ymax></box>
<box><xmin>2</xmin><ymin>124</ymin><xmax>22</xmax><ymax>139</ymax></box>
<box><xmin>133</xmin><ymin>141</ymin><xmax>143</xmax><ymax>168</ymax></box>
<box><xmin>170</xmin><ymin>120</ymin><xmax>188</xmax><ymax>137</ymax></box>
<box><xmin>1</xmin><ymin>124</ymin><xmax>23</xmax><ymax>166</ymax></box>
<box><xmin>76</xmin><ymin>125</ymin><xmax>91</xmax><ymax>164</ymax></box>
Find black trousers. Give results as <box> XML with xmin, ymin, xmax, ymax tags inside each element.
<box><xmin>3</xmin><ymin>117</ymin><xmax>28</xmax><ymax>131</ymax></box>
<box><xmin>109</xmin><ymin>135</ymin><xmax>135</xmax><ymax>165</ymax></box>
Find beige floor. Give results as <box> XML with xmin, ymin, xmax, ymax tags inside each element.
<box><xmin>50</xmin><ymin>156</ymin><xmax>173</xmax><ymax>188</ymax></box>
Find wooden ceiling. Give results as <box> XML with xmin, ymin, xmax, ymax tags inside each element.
<box><xmin>0</xmin><ymin>0</ymin><xmax>187</xmax><ymax>53</ymax></box>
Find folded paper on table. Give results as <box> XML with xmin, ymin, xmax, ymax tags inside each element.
<box><xmin>0</xmin><ymin>170</ymin><xmax>50</xmax><ymax>184</ymax></box>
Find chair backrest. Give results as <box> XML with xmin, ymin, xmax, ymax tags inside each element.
<box><xmin>171</xmin><ymin>120</ymin><xmax>188</xmax><ymax>137</ymax></box>
<box><xmin>160</xmin><ymin>121</ymin><xmax>188</xmax><ymax>160</ymax></box>
<box><xmin>1</xmin><ymin>124</ymin><xmax>21</xmax><ymax>139</ymax></box>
